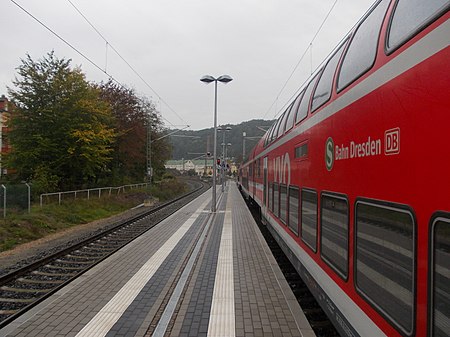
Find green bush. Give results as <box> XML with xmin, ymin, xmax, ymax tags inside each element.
<box><xmin>0</xmin><ymin>179</ymin><xmax>188</xmax><ymax>252</ymax></box>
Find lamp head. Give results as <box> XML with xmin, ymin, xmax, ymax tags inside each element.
<box><xmin>200</xmin><ymin>75</ymin><xmax>215</xmax><ymax>83</ymax></box>
<box><xmin>217</xmin><ymin>75</ymin><xmax>233</xmax><ymax>83</ymax></box>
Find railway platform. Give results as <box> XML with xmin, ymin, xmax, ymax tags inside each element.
<box><xmin>0</xmin><ymin>183</ymin><xmax>315</xmax><ymax>337</ymax></box>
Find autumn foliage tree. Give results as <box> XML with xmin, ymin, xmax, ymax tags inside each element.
<box><xmin>6</xmin><ymin>52</ymin><xmax>172</xmax><ymax>192</ymax></box>
<box><xmin>7</xmin><ymin>52</ymin><xmax>116</xmax><ymax>191</ymax></box>
<box><xmin>97</xmin><ymin>80</ymin><xmax>171</xmax><ymax>184</ymax></box>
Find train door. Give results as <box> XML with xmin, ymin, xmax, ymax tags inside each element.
<box><xmin>263</xmin><ymin>156</ymin><xmax>268</xmax><ymax>206</ymax></box>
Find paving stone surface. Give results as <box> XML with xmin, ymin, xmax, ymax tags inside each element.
<box><xmin>230</xmin><ymin>185</ymin><xmax>304</xmax><ymax>337</ymax></box>
<box><xmin>1</xmin><ymin>184</ymin><xmax>314</xmax><ymax>337</ymax></box>
<box><xmin>170</xmin><ymin>194</ymin><xmax>226</xmax><ymax>337</ymax></box>
<box><xmin>1</xmin><ymin>193</ymin><xmax>210</xmax><ymax>337</ymax></box>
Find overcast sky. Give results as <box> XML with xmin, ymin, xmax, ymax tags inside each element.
<box><xmin>3</xmin><ymin>0</ymin><xmax>375</xmax><ymax>130</ymax></box>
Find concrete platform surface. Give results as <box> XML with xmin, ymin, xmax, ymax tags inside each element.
<box><xmin>0</xmin><ymin>183</ymin><xmax>315</xmax><ymax>337</ymax></box>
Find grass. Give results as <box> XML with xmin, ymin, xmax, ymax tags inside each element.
<box><xmin>0</xmin><ymin>179</ymin><xmax>189</xmax><ymax>253</ymax></box>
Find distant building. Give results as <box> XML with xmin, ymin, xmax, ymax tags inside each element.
<box><xmin>229</xmin><ymin>162</ymin><xmax>238</xmax><ymax>174</ymax></box>
<box><xmin>0</xmin><ymin>95</ymin><xmax>11</xmax><ymax>176</ymax></box>
<box><xmin>165</xmin><ymin>158</ymin><xmax>237</xmax><ymax>176</ymax></box>
<box><xmin>165</xmin><ymin>159</ymin><xmax>215</xmax><ymax>176</ymax></box>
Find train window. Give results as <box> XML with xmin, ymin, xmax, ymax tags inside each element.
<box><xmin>269</xmin><ymin>125</ymin><xmax>276</xmax><ymax>144</ymax></box>
<box><xmin>355</xmin><ymin>200</ymin><xmax>415</xmax><ymax>335</ymax></box>
<box><xmin>263</xmin><ymin>130</ymin><xmax>269</xmax><ymax>147</ymax></box>
<box><xmin>431</xmin><ymin>216</ymin><xmax>450</xmax><ymax>337</ymax></box>
<box><xmin>268</xmin><ymin>183</ymin><xmax>273</xmax><ymax>212</ymax></box>
<box><xmin>387</xmin><ymin>0</ymin><xmax>449</xmax><ymax>53</ymax></box>
<box><xmin>265</xmin><ymin>124</ymin><xmax>275</xmax><ymax>147</ymax></box>
<box><xmin>278</xmin><ymin>103</ymin><xmax>293</xmax><ymax>137</ymax></box>
<box><xmin>296</xmin><ymin>73</ymin><xmax>321</xmax><ymax>124</ymax></box>
<box><xmin>271</xmin><ymin>118</ymin><xmax>282</xmax><ymax>143</ymax></box>
<box><xmin>267</xmin><ymin>123</ymin><xmax>277</xmax><ymax>145</ymax></box>
<box><xmin>295</xmin><ymin>143</ymin><xmax>308</xmax><ymax>159</ymax></box>
<box><xmin>311</xmin><ymin>41</ymin><xmax>347</xmax><ymax>112</ymax></box>
<box><xmin>288</xmin><ymin>186</ymin><xmax>299</xmax><ymax>235</ymax></box>
<box><xmin>286</xmin><ymin>90</ymin><xmax>305</xmax><ymax>131</ymax></box>
<box><xmin>320</xmin><ymin>194</ymin><xmax>348</xmax><ymax>279</ymax></box>
<box><xmin>301</xmin><ymin>189</ymin><xmax>318</xmax><ymax>252</ymax></box>
<box><xmin>264</xmin><ymin>127</ymin><xmax>270</xmax><ymax>147</ymax></box>
<box><xmin>275</xmin><ymin>111</ymin><xmax>287</xmax><ymax>139</ymax></box>
<box><xmin>280</xmin><ymin>184</ymin><xmax>287</xmax><ymax>223</ymax></box>
<box><xmin>337</xmin><ymin>0</ymin><xmax>390</xmax><ymax>92</ymax></box>
<box><xmin>273</xmin><ymin>183</ymin><xmax>280</xmax><ymax>218</ymax></box>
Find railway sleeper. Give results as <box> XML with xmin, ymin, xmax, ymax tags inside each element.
<box><xmin>0</xmin><ymin>286</ymin><xmax>51</xmax><ymax>294</ymax></box>
<box><xmin>44</xmin><ymin>264</ymin><xmax>85</xmax><ymax>271</ymax></box>
<box><xmin>17</xmin><ymin>277</ymin><xmax>65</xmax><ymax>285</ymax></box>
<box><xmin>0</xmin><ymin>297</ymin><xmax>36</xmax><ymax>303</ymax></box>
<box><xmin>86</xmin><ymin>244</ymin><xmax>118</xmax><ymax>250</ymax></box>
<box><xmin>55</xmin><ymin>259</ymin><xmax>94</xmax><ymax>265</ymax></box>
<box><xmin>0</xmin><ymin>310</ymin><xmax>18</xmax><ymax>315</ymax></box>
<box><xmin>65</xmin><ymin>253</ymin><xmax>101</xmax><ymax>259</ymax></box>
<box><xmin>71</xmin><ymin>250</ymin><xmax>103</xmax><ymax>256</ymax></box>
<box><xmin>32</xmin><ymin>270</ymin><xmax>77</xmax><ymax>277</ymax></box>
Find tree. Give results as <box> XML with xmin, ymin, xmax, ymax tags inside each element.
<box><xmin>145</xmin><ymin>99</ymin><xmax>172</xmax><ymax>180</ymax></box>
<box><xmin>97</xmin><ymin>80</ymin><xmax>146</xmax><ymax>183</ymax></box>
<box><xmin>97</xmin><ymin>80</ymin><xmax>172</xmax><ymax>183</ymax></box>
<box><xmin>7</xmin><ymin>52</ymin><xmax>116</xmax><ymax>191</ymax></box>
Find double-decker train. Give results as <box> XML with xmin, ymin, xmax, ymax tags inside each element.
<box><xmin>238</xmin><ymin>1</ymin><xmax>449</xmax><ymax>336</ymax></box>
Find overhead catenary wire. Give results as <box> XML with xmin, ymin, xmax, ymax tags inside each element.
<box><xmin>10</xmin><ymin>0</ymin><xmax>111</xmax><ymax>82</ymax></box>
<box><xmin>9</xmin><ymin>0</ymin><xmax>186</xmax><ymax>129</ymax></box>
<box><xmin>65</xmin><ymin>0</ymin><xmax>188</xmax><ymax>127</ymax></box>
<box><xmin>263</xmin><ymin>0</ymin><xmax>339</xmax><ymax>119</ymax></box>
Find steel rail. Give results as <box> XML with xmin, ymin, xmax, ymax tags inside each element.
<box><xmin>0</xmin><ymin>180</ymin><xmax>209</xmax><ymax>329</ymax></box>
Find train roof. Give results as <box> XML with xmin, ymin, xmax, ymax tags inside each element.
<box><xmin>242</xmin><ymin>0</ymin><xmax>450</xmax><ymax>167</ymax></box>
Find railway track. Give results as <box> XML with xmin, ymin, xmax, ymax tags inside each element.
<box><xmin>0</xmin><ymin>180</ymin><xmax>209</xmax><ymax>328</ymax></box>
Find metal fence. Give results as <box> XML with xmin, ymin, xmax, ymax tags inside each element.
<box><xmin>39</xmin><ymin>183</ymin><xmax>149</xmax><ymax>207</ymax></box>
<box><xmin>0</xmin><ymin>183</ymin><xmax>31</xmax><ymax>218</ymax></box>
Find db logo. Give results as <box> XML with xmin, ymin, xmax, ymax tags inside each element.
<box><xmin>385</xmin><ymin>128</ymin><xmax>400</xmax><ymax>155</ymax></box>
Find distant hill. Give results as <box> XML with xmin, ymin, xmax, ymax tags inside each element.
<box><xmin>168</xmin><ymin>119</ymin><xmax>274</xmax><ymax>161</ymax></box>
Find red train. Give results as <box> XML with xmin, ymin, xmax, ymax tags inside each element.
<box><xmin>238</xmin><ymin>1</ymin><xmax>449</xmax><ymax>336</ymax></box>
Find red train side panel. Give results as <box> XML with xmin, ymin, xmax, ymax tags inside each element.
<box><xmin>239</xmin><ymin>2</ymin><xmax>449</xmax><ymax>336</ymax></box>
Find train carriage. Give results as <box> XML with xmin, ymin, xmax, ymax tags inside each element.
<box><xmin>238</xmin><ymin>1</ymin><xmax>450</xmax><ymax>336</ymax></box>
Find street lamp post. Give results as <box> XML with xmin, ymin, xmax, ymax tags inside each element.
<box><xmin>222</xmin><ymin>133</ymin><xmax>225</xmax><ymax>189</ymax></box>
<box><xmin>242</xmin><ymin>131</ymin><xmax>246</xmax><ymax>162</ymax></box>
<box><xmin>225</xmin><ymin>142</ymin><xmax>232</xmax><ymax>183</ymax></box>
<box><xmin>225</xmin><ymin>143</ymin><xmax>232</xmax><ymax>163</ymax></box>
<box><xmin>218</xmin><ymin>126</ymin><xmax>232</xmax><ymax>192</ymax></box>
<box><xmin>200</xmin><ymin>75</ymin><xmax>233</xmax><ymax>212</ymax></box>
